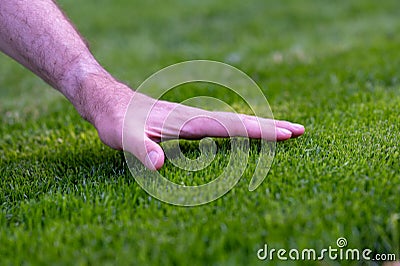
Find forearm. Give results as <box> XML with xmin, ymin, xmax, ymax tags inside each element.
<box><xmin>0</xmin><ymin>0</ymin><xmax>123</xmax><ymax>123</ymax></box>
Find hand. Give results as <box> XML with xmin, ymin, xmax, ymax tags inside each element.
<box><xmin>92</xmin><ymin>82</ymin><xmax>305</xmax><ymax>170</ymax></box>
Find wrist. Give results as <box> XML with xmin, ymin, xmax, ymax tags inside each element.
<box><xmin>59</xmin><ymin>56</ymin><xmax>132</xmax><ymax>126</ymax></box>
<box><xmin>58</xmin><ymin>54</ymin><xmax>109</xmax><ymax>102</ymax></box>
<box><xmin>74</xmin><ymin>73</ymin><xmax>135</xmax><ymax>150</ymax></box>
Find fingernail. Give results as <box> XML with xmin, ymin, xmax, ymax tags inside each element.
<box><xmin>278</xmin><ymin>128</ymin><xmax>292</xmax><ymax>136</ymax></box>
<box><xmin>148</xmin><ymin>151</ymin><xmax>159</xmax><ymax>168</ymax></box>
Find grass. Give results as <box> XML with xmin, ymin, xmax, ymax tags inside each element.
<box><xmin>0</xmin><ymin>0</ymin><xmax>399</xmax><ymax>265</ymax></box>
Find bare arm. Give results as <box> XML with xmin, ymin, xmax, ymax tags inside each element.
<box><xmin>0</xmin><ymin>0</ymin><xmax>305</xmax><ymax>170</ymax></box>
<box><xmin>0</xmin><ymin>0</ymin><xmax>121</xmax><ymax>124</ymax></box>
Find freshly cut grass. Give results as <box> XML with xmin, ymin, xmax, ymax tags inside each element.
<box><xmin>0</xmin><ymin>0</ymin><xmax>399</xmax><ymax>265</ymax></box>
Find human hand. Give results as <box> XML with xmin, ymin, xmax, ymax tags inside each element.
<box><xmin>91</xmin><ymin>81</ymin><xmax>304</xmax><ymax>170</ymax></box>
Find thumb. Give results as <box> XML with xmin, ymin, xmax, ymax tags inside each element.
<box><xmin>124</xmin><ymin>134</ymin><xmax>165</xmax><ymax>170</ymax></box>
<box><xmin>142</xmin><ymin>138</ymin><xmax>165</xmax><ymax>170</ymax></box>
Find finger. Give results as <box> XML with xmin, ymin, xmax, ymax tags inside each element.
<box><xmin>142</xmin><ymin>137</ymin><xmax>165</xmax><ymax>170</ymax></box>
<box><xmin>124</xmin><ymin>133</ymin><xmax>165</xmax><ymax>170</ymax></box>
<box><xmin>275</xmin><ymin>120</ymin><xmax>305</xmax><ymax>137</ymax></box>
<box><xmin>240</xmin><ymin>115</ymin><xmax>294</xmax><ymax>141</ymax></box>
<box><xmin>240</xmin><ymin>115</ymin><xmax>305</xmax><ymax>138</ymax></box>
<box><xmin>179</xmin><ymin>112</ymin><xmax>291</xmax><ymax>141</ymax></box>
<box><xmin>156</xmin><ymin>102</ymin><xmax>304</xmax><ymax>141</ymax></box>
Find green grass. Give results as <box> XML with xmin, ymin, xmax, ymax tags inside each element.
<box><xmin>1</xmin><ymin>0</ymin><xmax>399</xmax><ymax>265</ymax></box>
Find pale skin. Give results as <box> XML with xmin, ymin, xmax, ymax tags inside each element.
<box><xmin>0</xmin><ymin>0</ymin><xmax>305</xmax><ymax>170</ymax></box>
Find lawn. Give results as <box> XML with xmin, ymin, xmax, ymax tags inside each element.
<box><xmin>0</xmin><ymin>0</ymin><xmax>399</xmax><ymax>265</ymax></box>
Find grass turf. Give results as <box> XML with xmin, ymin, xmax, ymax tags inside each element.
<box><xmin>0</xmin><ymin>0</ymin><xmax>399</xmax><ymax>265</ymax></box>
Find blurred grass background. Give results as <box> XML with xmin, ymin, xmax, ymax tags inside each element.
<box><xmin>0</xmin><ymin>0</ymin><xmax>399</xmax><ymax>265</ymax></box>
